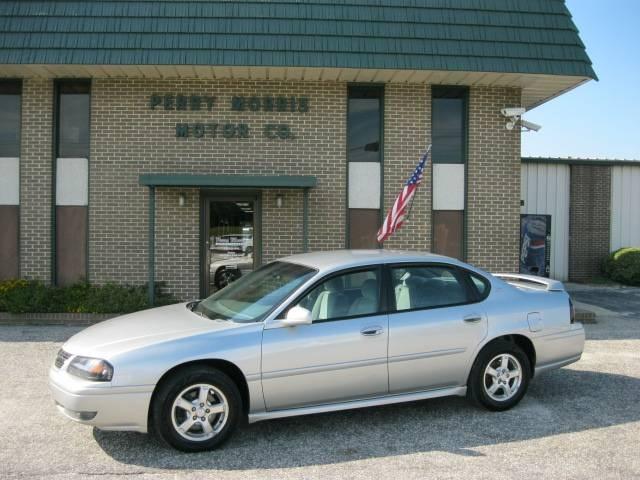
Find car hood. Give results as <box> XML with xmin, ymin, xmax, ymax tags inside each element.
<box><xmin>63</xmin><ymin>303</ymin><xmax>240</xmax><ymax>359</ymax></box>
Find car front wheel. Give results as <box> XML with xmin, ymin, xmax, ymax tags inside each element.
<box><xmin>151</xmin><ymin>367</ymin><xmax>241</xmax><ymax>452</ymax></box>
<box><xmin>468</xmin><ymin>340</ymin><xmax>531</xmax><ymax>411</ymax></box>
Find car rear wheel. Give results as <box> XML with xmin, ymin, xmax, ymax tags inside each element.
<box><xmin>468</xmin><ymin>340</ymin><xmax>531</xmax><ymax>411</ymax></box>
<box><xmin>151</xmin><ymin>367</ymin><xmax>241</xmax><ymax>452</ymax></box>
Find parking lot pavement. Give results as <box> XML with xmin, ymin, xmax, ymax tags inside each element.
<box><xmin>1</xmin><ymin>307</ymin><xmax>639</xmax><ymax>480</ymax></box>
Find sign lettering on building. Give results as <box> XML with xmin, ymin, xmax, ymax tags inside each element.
<box><xmin>148</xmin><ymin>94</ymin><xmax>309</xmax><ymax>140</ymax></box>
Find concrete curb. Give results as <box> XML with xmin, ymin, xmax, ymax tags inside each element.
<box><xmin>0</xmin><ymin>312</ymin><xmax>118</xmax><ymax>326</ymax></box>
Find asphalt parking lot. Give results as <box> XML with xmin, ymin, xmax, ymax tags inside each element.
<box><xmin>1</xmin><ymin>287</ymin><xmax>639</xmax><ymax>480</ymax></box>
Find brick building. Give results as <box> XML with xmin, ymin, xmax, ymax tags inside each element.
<box><xmin>0</xmin><ymin>1</ymin><xmax>596</xmax><ymax>302</ymax></box>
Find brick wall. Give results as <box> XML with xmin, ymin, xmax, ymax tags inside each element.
<box><xmin>569</xmin><ymin>165</ymin><xmax>611</xmax><ymax>281</ymax></box>
<box><xmin>466</xmin><ymin>86</ymin><xmax>522</xmax><ymax>273</ymax></box>
<box><xmin>382</xmin><ymin>84</ymin><xmax>431</xmax><ymax>251</ymax></box>
<box><xmin>20</xmin><ymin>78</ymin><xmax>53</xmax><ymax>282</ymax></box>
<box><xmin>89</xmin><ymin>79</ymin><xmax>347</xmax><ymax>299</ymax></box>
<box><xmin>15</xmin><ymin>77</ymin><xmax>522</xmax><ymax>300</ymax></box>
<box><xmin>262</xmin><ymin>188</ymin><xmax>304</xmax><ymax>263</ymax></box>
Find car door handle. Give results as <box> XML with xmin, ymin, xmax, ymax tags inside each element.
<box><xmin>463</xmin><ymin>315</ymin><xmax>483</xmax><ymax>323</ymax></box>
<box><xmin>361</xmin><ymin>326</ymin><xmax>384</xmax><ymax>336</ymax></box>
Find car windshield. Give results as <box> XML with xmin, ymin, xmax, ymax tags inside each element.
<box><xmin>193</xmin><ymin>261</ymin><xmax>317</xmax><ymax>323</ymax></box>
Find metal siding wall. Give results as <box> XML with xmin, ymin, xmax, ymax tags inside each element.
<box><xmin>520</xmin><ymin>163</ymin><xmax>570</xmax><ymax>281</ymax></box>
<box><xmin>611</xmin><ymin>166</ymin><xmax>640</xmax><ymax>250</ymax></box>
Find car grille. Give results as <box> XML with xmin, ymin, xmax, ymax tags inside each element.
<box><xmin>54</xmin><ymin>349</ymin><xmax>72</xmax><ymax>369</ymax></box>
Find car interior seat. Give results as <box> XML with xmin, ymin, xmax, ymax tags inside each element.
<box><xmin>347</xmin><ymin>279</ymin><xmax>378</xmax><ymax>316</ymax></box>
<box><xmin>311</xmin><ymin>276</ymin><xmax>349</xmax><ymax>320</ymax></box>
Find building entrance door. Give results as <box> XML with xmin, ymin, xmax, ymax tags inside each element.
<box><xmin>202</xmin><ymin>194</ymin><xmax>259</xmax><ymax>296</ymax></box>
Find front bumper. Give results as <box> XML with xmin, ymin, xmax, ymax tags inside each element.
<box><xmin>49</xmin><ymin>366</ymin><xmax>154</xmax><ymax>433</ymax></box>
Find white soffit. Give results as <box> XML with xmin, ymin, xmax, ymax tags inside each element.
<box><xmin>433</xmin><ymin>164</ymin><xmax>464</xmax><ymax>211</ymax></box>
<box><xmin>348</xmin><ymin>162</ymin><xmax>380</xmax><ymax>209</ymax></box>
<box><xmin>56</xmin><ymin>158</ymin><xmax>88</xmax><ymax>206</ymax></box>
<box><xmin>0</xmin><ymin>65</ymin><xmax>592</xmax><ymax>110</ymax></box>
<box><xmin>0</xmin><ymin>157</ymin><xmax>19</xmax><ymax>205</ymax></box>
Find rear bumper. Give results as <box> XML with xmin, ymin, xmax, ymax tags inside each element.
<box><xmin>534</xmin><ymin>323</ymin><xmax>585</xmax><ymax>375</ymax></box>
<box><xmin>49</xmin><ymin>367</ymin><xmax>154</xmax><ymax>433</ymax></box>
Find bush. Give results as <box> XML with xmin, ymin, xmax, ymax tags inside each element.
<box><xmin>603</xmin><ymin>247</ymin><xmax>640</xmax><ymax>286</ymax></box>
<box><xmin>0</xmin><ymin>279</ymin><xmax>176</xmax><ymax>314</ymax></box>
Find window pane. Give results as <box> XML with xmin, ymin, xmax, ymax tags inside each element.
<box><xmin>433</xmin><ymin>210</ymin><xmax>463</xmax><ymax>260</ymax></box>
<box><xmin>298</xmin><ymin>269</ymin><xmax>380</xmax><ymax>321</ymax></box>
<box><xmin>0</xmin><ymin>95</ymin><xmax>20</xmax><ymax>157</ymax></box>
<box><xmin>432</xmin><ymin>97</ymin><xmax>464</xmax><ymax>164</ymax></box>
<box><xmin>349</xmin><ymin>208</ymin><xmax>379</xmax><ymax>249</ymax></box>
<box><xmin>392</xmin><ymin>265</ymin><xmax>471</xmax><ymax>311</ymax></box>
<box><xmin>348</xmin><ymin>91</ymin><xmax>381</xmax><ymax>162</ymax></box>
<box><xmin>59</xmin><ymin>93</ymin><xmax>90</xmax><ymax>158</ymax></box>
<box><xmin>196</xmin><ymin>261</ymin><xmax>316</xmax><ymax>323</ymax></box>
<box><xmin>470</xmin><ymin>273</ymin><xmax>490</xmax><ymax>299</ymax></box>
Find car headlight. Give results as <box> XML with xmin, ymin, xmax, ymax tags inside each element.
<box><xmin>67</xmin><ymin>356</ymin><xmax>114</xmax><ymax>382</ymax></box>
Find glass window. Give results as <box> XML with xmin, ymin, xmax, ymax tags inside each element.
<box><xmin>469</xmin><ymin>273</ymin><xmax>490</xmax><ymax>300</ymax></box>
<box><xmin>194</xmin><ymin>261</ymin><xmax>317</xmax><ymax>323</ymax></box>
<box><xmin>348</xmin><ymin>87</ymin><xmax>382</xmax><ymax>163</ymax></box>
<box><xmin>58</xmin><ymin>82</ymin><xmax>90</xmax><ymax>158</ymax></box>
<box><xmin>433</xmin><ymin>210</ymin><xmax>464</xmax><ymax>260</ymax></box>
<box><xmin>432</xmin><ymin>87</ymin><xmax>467</xmax><ymax>164</ymax></box>
<box><xmin>0</xmin><ymin>81</ymin><xmax>21</xmax><ymax>157</ymax></box>
<box><xmin>296</xmin><ymin>268</ymin><xmax>380</xmax><ymax>322</ymax></box>
<box><xmin>392</xmin><ymin>265</ymin><xmax>472</xmax><ymax>311</ymax></box>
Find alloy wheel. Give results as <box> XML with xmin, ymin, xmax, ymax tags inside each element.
<box><xmin>483</xmin><ymin>353</ymin><xmax>523</xmax><ymax>402</ymax></box>
<box><xmin>170</xmin><ymin>383</ymin><xmax>228</xmax><ymax>441</ymax></box>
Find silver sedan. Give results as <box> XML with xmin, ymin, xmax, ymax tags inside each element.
<box><xmin>49</xmin><ymin>250</ymin><xmax>585</xmax><ymax>452</ymax></box>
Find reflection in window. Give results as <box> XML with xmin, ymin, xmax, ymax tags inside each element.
<box><xmin>0</xmin><ymin>81</ymin><xmax>21</xmax><ymax>157</ymax></box>
<box><xmin>348</xmin><ymin>87</ymin><xmax>382</xmax><ymax>163</ymax></box>
<box><xmin>58</xmin><ymin>82</ymin><xmax>90</xmax><ymax>158</ymax></box>
<box><xmin>432</xmin><ymin>87</ymin><xmax>467</xmax><ymax>164</ymax></box>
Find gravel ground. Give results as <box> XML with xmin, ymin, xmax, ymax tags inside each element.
<box><xmin>1</xmin><ymin>297</ymin><xmax>639</xmax><ymax>480</ymax></box>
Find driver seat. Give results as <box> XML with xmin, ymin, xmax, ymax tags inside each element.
<box><xmin>311</xmin><ymin>277</ymin><xmax>348</xmax><ymax>321</ymax></box>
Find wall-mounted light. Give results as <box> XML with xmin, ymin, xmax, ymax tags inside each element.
<box><xmin>178</xmin><ymin>192</ymin><xmax>186</xmax><ymax>207</ymax></box>
<box><xmin>276</xmin><ymin>195</ymin><xmax>283</xmax><ymax>208</ymax></box>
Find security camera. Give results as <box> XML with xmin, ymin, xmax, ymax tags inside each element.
<box><xmin>501</xmin><ymin>107</ymin><xmax>526</xmax><ymax>117</ymax></box>
<box><xmin>520</xmin><ymin>119</ymin><xmax>542</xmax><ymax>132</ymax></box>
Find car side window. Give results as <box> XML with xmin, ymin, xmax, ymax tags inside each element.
<box><xmin>391</xmin><ymin>265</ymin><xmax>473</xmax><ymax>311</ymax></box>
<box><xmin>296</xmin><ymin>269</ymin><xmax>381</xmax><ymax>322</ymax></box>
<box><xmin>469</xmin><ymin>273</ymin><xmax>490</xmax><ymax>300</ymax></box>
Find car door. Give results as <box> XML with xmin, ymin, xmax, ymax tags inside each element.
<box><xmin>261</xmin><ymin>266</ymin><xmax>389</xmax><ymax>411</ymax></box>
<box><xmin>387</xmin><ymin>263</ymin><xmax>488</xmax><ymax>393</ymax></box>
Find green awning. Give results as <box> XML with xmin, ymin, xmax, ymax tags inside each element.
<box><xmin>139</xmin><ymin>174</ymin><xmax>317</xmax><ymax>189</ymax></box>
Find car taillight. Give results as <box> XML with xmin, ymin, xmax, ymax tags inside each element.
<box><xmin>569</xmin><ymin>298</ymin><xmax>576</xmax><ymax>324</ymax></box>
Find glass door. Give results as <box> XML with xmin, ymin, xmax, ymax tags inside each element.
<box><xmin>204</xmin><ymin>197</ymin><xmax>257</xmax><ymax>295</ymax></box>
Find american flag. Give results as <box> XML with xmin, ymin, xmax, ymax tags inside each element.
<box><xmin>377</xmin><ymin>147</ymin><xmax>431</xmax><ymax>243</ymax></box>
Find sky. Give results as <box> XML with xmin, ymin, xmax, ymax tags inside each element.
<box><xmin>521</xmin><ymin>0</ymin><xmax>640</xmax><ymax>160</ymax></box>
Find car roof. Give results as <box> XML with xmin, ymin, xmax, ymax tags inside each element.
<box><xmin>280</xmin><ymin>250</ymin><xmax>466</xmax><ymax>272</ymax></box>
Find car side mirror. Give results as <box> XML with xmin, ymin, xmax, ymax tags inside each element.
<box><xmin>282</xmin><ymin>306</ymin><xmax>312</xmax><ymax>327</ymax></box>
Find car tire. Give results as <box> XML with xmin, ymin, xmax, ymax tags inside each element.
<box><xmin>467</xmin><ymin>340</ymin><xmax>531</xmax><ymax>411</ymax></box>
<box><xmin>214</xmin><ymin>268</ymin><xmax>241</xmax><ymax>290</ymax></box>
<box><xmin>151</xmin><ymin>366</ymin><xmax>242</xmax><ymax>452</ymax></box>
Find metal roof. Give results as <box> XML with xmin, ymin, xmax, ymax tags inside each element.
<box><xmin>0</xmin><ymin>1</ymin><xmax>596</xmax><ymax>107</ymax></box>
<box><xmin>522</xmin><ymin>157</ymin><xmax>640</xmax><ymax>167</ymax></box>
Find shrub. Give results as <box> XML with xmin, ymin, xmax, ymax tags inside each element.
<box><xmin>0</xmin><ymin>279</ymin><xmax>176</xmax><ymax>314</ymax></box>
<box><xmin>603</xmin><ymin>247</ymin><xmax>640</xmax><ymax>286</ymax></box>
